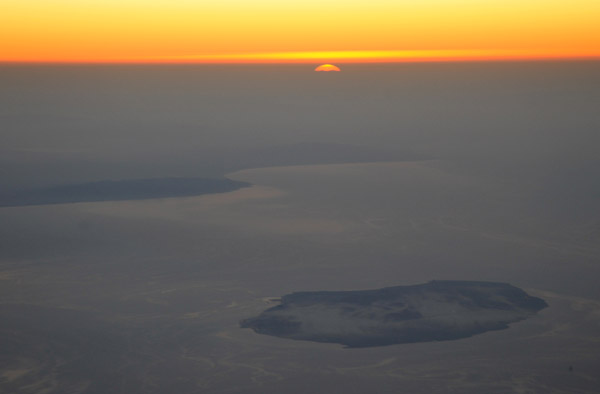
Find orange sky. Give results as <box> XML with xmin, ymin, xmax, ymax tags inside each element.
<box><xmin>1</xmin><ymin>0</ymin><xmax>599</xmax><ymax>63</ymax></box>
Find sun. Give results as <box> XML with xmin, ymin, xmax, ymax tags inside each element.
<box><xmin>315</xmin><ymin>64</ymin><xmax>341</xmax><ymax>72</ymax></box>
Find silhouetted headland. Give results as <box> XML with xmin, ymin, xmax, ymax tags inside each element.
<box><xmin>0</xmin><ymin>177</ymin><xmax>250</xmax><ymax>207</ymax></box>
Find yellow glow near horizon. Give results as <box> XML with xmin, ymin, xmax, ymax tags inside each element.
<box><xmin>315</xmin><ymin>64</ymin><xmax>341</xmax><ymax>71</ymax></box>
<box><xmin>1</xmin><ymin>0</ymin><xmax>599</xmax><ymax>63</ymax></box>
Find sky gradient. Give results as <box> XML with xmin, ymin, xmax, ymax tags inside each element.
<box><xmin>2</xmin><ymin>0</ymin><xmax>600</xmax><ymax>63</ymax></box>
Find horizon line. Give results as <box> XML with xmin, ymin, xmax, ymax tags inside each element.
<box><xmin>2</xmin><ymin>49</ymin><xmax>600</xmax><ymax>65</ymax></box>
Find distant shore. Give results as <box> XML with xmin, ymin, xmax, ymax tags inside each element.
<box><xmin>0</xmin><ymin>177</ymin><xmax>251</xmax><ymax>207</ymax></box>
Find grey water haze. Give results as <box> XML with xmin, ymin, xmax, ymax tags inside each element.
<box><xmin>1</xmin><ymin>62</ymin><xmax>599</xmax><ymax>393</ymax></box>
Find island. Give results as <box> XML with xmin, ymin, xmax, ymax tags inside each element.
<box><xmin>241</xmin><ymin>280</ymin><xmax>548</xmax><ymax>348</ymax></box>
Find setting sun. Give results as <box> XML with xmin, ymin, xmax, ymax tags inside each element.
<box><xmin>315</xmin><ymin>64</ymin><xmax>341</xmax><ymax>72</ymax></box>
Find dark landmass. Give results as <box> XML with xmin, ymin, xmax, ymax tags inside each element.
<box><xmin>0</xmin><ymin>142</ymin><xmax>424</xmax><ymax>191</ymax></box>
<box><xmin>241</xmin><ymin>281</ymin><xmax>548</xmax><ymax>348</ymax></box>
<box><xmin>0</xmin><ymin>142</ymin><xmax>416</xmax><ymax>208</ymax></box>
<box><xmin>0</xmin><ymin>177</ymin><xmax>250</xmax><ymax>207</ymax></box>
